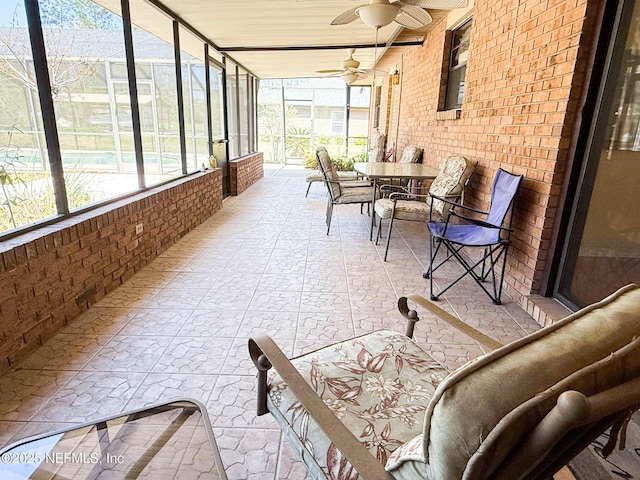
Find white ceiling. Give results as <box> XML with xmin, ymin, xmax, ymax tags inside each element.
<box><xmin>126</xmin><ymin>0</ymin><xmax>457</xmax><ymax>81</ymax></box>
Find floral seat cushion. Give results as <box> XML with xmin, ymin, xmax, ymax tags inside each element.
<box><xmin>335</xmin><ymin>186</ymin><xmax>376</xmax><ymax>204</ymax></box>
<box><xmin>306</xmin><ymin>170</ymin><xmax>359</xmax><ymax>183</ymax></box>
<box><xmin>429</xmin><ymin>155</ymin><xmax>473</xmax><ymax>218</ymax></box>
<box><xmin>374</xmin><ymin>198</ymin><xmax>443</xmax><ymax>222</ymax></box>
<box><xmin>266</xmin><ymin>330</ymin><xmax>449</xmax><ymax>480</ymax></box>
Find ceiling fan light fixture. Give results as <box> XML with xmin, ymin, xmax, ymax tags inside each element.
<box><xmin>356</xmin><ymin>4</ymin><xmax>398</xmax><ymax>28</ymax></box>
<box><xmin>341</xmin><ymin>72</ymin><xmax>359</xmax><ymax>85</ymax></box>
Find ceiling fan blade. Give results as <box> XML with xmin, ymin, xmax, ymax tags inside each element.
<box><xmin>316</xmin><ymin>69</ymin><xmax>346</xmax><ymax>74</ymax></box>
<box><xmin>394</xmin><ymin>12</ymin><xmax>423</xmax><ymax>29</ymax></box>
<box><xmin>359</xmin><ymin>69</ymin><xmax>388</xmax><ymax>76</ymax></box>
<box><xmin>399</xmin><ymin>0</ymin><xmax>468</xmax><ymax>9</ymax></box>
<box><xmin>331</xmin><ymin>7</ymin><xmax>360</xmax><ymax>25</ymax></box>
<box><xmin>395</xmin><ymin>5</ymin><xmax>432</xmax><ymax>28</ymax></box>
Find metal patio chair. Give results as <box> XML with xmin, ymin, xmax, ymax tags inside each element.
<box><xmin>377</xmin><ymin>145</ymin><xmax>424</xmax><ymax>191</ymax></box>
<box><xmin>250</xmin><ymin>284</ymin><xmax>640</xmax><ymax>480</ymax></box>
<box><xmin>316</xmin><ymin>147</ymin><xmax>375</xmax><ymax>235</ymax></box>
<box><xmin>305</xmin><ymin>170</ymin><xmax>360</xmax><ymax>198</ymax></box>
<box><xmin>374</xmin><ymin>155</ymin><xmax>475</xmax><ymax>261</ymax></box>
<box><xmin>397</xmin><ymin>145</ymin><xmax>423</xmax><ymax>164</ymax></box>
<box><xmin>424</xmin><ymin>167</ymin><xmax>523</xmax><ymax>304</ymax></box>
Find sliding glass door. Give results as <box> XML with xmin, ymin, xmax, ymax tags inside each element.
<box><xmin>555</xmin><ymin>0</ymin><xmax>640</xmax><ymax>307</ymax></box>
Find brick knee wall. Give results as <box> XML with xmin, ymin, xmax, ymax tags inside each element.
<box><xmin>230</xmin><ymin>152</ymin><xmax>264</xmax><ymax>195</ymax></box>
<box><xmin>0</xmin><ymin>170</ymin><xmax>223</xmax><ymax>372</ymax></box>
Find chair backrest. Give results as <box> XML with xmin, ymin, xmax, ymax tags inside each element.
<box><xmin>368</xmin><ymin>132</ymin><xmax>386</xmax><ymax>162</ymax></box>
<box><xmin>316</xmin><ymin>147</ymin><xmax>341</xmax><ymax>200</ymax></box>
<box><xmin>416</xmin><ymin>284</ymin><xmax>640</xmax><ymax>480</ymax></box>
<box><xmin>486</xmin><ymin>168</ymin><xmax>523</xmax><ymax>227</ymax></box>
<box><xmin>428</xmin><ymin>155</ymin><xmax>475</xmax><ymax>219</ymax></box>
<box><xmin>398</xmin><ymin>145</ymin><xmax>423</xmax><ymax>163</ymax></box>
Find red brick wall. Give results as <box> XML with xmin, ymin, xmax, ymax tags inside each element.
<box><xmin>230</xmin><ymin>152</ymin><xmax>264</xmax><ymax>196</ymax></box>
<box><xmin>373</xmin><ymin>0</ymin><xmax>601</xmax><ymax>304</ymax></box>
<box><xmin>0</xmin><ymin>170</ymin><xmax>223</xmax><ymax>372</ymax></box>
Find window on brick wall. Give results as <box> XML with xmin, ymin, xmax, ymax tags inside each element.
<box><xmin>444</xmin><ymin>18</ymin><xmax>472</xmax><ymax>110</ymax></box>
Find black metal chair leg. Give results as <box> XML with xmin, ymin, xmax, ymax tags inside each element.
<box><xmin>383</xmin><ymin>214</ymin><xmax>395</xmax><ymax>261</ymax></box>
<box><xmin>375</xmin><ymin>216</ymin><xmax>383</xmax><ymax>245</ymax></box>
<box><xmin>494</xmin><ymin>245</ymin><xmax>510</xmax><ymax>305</ymax></box>
<box><xmin>326</xmin><ymin>202</ymin><xmax>334</xmax><ymax>235</ymax></box>
<box><xmin>426</xmin><ymin>233</ymin><xmax>437</xmax><ymax>300</ymax></box>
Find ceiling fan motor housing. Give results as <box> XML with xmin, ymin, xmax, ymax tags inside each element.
<box><xmin>356</xmin><ymin>2</ymin><xmax>399</xmax><ymax>28</ymax></box>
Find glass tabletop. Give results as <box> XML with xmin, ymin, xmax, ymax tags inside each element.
<box><xmin>353</xmin><ymin>161</ymin><xmax>439</xmax><ymax>179</ymax></box>
<box><xmin>0</xmin><ymin>399</ymin><xmax>227</xmax><ymax>480</ymax></box>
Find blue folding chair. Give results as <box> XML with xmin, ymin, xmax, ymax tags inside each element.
<box><xmin>424</xmin><ymin>168</ymin><xmax>523</xmax><ymax>304</ymax></box>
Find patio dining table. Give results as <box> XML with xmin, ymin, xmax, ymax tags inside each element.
<box><xmin>354</xmin><ymin>161</ymin><xmax>440</xmax><ymax>240</ymax></box>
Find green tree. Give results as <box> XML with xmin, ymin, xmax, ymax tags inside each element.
<box><xmin>286</xmin><ymin>127</ymin><xmax>311</xmax><ymax>158</ymax></box>
<box><xmin>258</xmin><ymin>103</ymin><xmax>299</xmax><ymax>164</ymax></box>
<box><xmin>258</xmin><ymin>103</ymin><xmax>283</xmax><ymax>163</ymax></box>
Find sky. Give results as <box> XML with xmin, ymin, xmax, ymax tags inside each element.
<box><xmin>0</xmin><ymin>1</ymin><xmax>28</xmax><ymax>27</ymax></box>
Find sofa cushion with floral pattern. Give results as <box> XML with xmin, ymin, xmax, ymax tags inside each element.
<box><xmin>266</xmin><ymin>329</ymin><xmax>450</xmax><ymax>480</ymax></box>
<box><xmin>387</xmin><ymin>284</ymin><xmax>640</xmax><ymax>480</ymax></box>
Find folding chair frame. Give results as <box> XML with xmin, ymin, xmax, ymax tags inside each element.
<box><xmin>424</xmin><ymin>168</ymin><xmax>522</xmax><ymax>305</ymax></box>
<box><xmin>425</xmin><ymin>230</ymin><xmax>513</xmax><ymax>305</ymax></box>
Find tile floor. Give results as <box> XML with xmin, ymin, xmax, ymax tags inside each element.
<box><xmin>0</xmin><ymin>165</ymin><xmax>545</xmax><ymax>479</ymax></box>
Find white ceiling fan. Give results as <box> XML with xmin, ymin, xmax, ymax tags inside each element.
<box><xmin>316</xmin><ymin>48</ymin><xmax>386</xmax><ymax>84</ymax></box>
<box><xmin>331</xmin><ymin>0</ymin><xmax>469</xmax><ymax>29</ymax></box>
